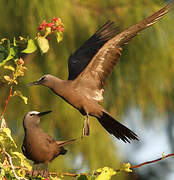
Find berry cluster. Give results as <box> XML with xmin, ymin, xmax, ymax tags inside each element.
<box><xmin>38</xmin><ymin>18</ymin><xmax>64</xmax><ymax>33</ymax></box>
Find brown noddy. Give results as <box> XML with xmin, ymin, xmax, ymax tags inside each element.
<box><xmin>28</xmin><ymin>3</ymin><xmax>172</xmax><ymax>143</ymax></box>
<box><xmin>22</xmin><ymin>110</ymin><xmax>75</xmax><ymax>177</ymax></box>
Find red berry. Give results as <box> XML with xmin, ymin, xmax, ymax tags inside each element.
<box><xmin>46</xmin><ymin>23</ymin><xmax>55</xmax><ymax>27</ymax></box>
<box><xmin>40</xmin><ymin>20</ymin><xmax>47</xmax><ymax>27</ymax></box>
<box><xmin>52</xmin><ymin>17</ymin><xmax>61</xmax><ymax>22</ymax></box>
<box><xmin>38</xmin><ymin>26</ymin><xmax>44</xmax><ymax>31</ymax></box>
<box><xmin>59</xmin><ymin>27</ymin><xmax>64</xmax><ymax>32</ymax></box>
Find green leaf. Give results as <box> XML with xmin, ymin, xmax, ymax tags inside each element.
<box><xmin>12</xmin><ymin>152</ymin><xmax>32</xmax><ymax>171</ymax></box>
<box><xmin>0</xmin><ymin>45</ymin><xmax>6</xmax><ymax>63</ymax></box>
<box><xmin>22</xmin><ymin>39</ymin><xmax>37</xmax><ymax>54</ymax></box>
<box><xmin>120</xmin><ymin>163</ymin><xmax>132</xmax><ymax>173</ymax></box>
<box><xmin>7</xmin><ymin>39</ymin><xmax>10</xmax><ymax>49</ymax></box>
<box><xmin>96</xmin><ymin>167</ymin><xmax>116</xmax><ymax>180</ymax></box>
<box><xmin>2</xmin><ymin>128</ymin><xmax>17</xmax><ymax>147</ymax></box>
<box><xmin>0</xmin><ymin>168</ymin><xmax>5</xmax><ymax>178</ymax></box>
<box><xmin>19</xmin><ymin>36</ymin><xmax>25</xmax><ymax>41</ymax></box>
<box><xmin>4</xmin><ymin>65</ymin><xmax>15</xmax><ymax>71</ymax></box>
<box><xmin>37</xmin><ymin>36</ymin><xmax>49</xmax><ymax>54</ymax></box>
<box><xmin>77</xmin><ymin>175</ymin><xmax>89</xmax><ymax>180</ymax></box>
<box><xmin>13</xmin><ymin>90</ymin><xmax>28</xmax><ymax>104</ymax></box>
<box><xmin>17</xmin><ymin>168</ymin><xmax>26</xmax><ymax>178</ymax></box>
<box><xmin>0</xmin><ymin>47</ymin><xmax>16</xmax><ymax>66</ymax></box>
<box><xmin>13</xmin><ymin>37</ymin><xmax>17</xmax><ymax>46</ymax></box>
<box><xmin>0</xmin><ymin>133</ymin><xmax>5</xmax><ymax>144</ymax></box>
<box><xmin>50</xmin><ymin>176</ymin><xmax>62</xmax><ymax>180</ymax></box>
<box><xmin>0</xmin><ymin>162</ymin><xmax>3</xmax><ymax>168</ymax></box>
<box><xmin>56</xmin><ymin>31</ymin><xmax>63</xmax><ymax>43</ymax></box>
<box><xmin>4</xmin><ymin>75</ymin><xmax>12</xmax><ymax>82</ymax></box>
<box><xmin>5</xmin><ymin>47</ymin><xmax>16</xmax><ymax>61</ymax></box>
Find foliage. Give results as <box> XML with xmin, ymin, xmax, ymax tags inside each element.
<box><xmin>0</xmin><ymin>17</ymin><xmax>65</xmax><ymax>179</ymax></box>
<box><xmin>95</xmin><ymin>167</ymin><xmax>116</xmax><ymax>180</ymax></box>
<box><xmin>0</xmin><ymin>16</ymin><xmax>127</xmax><ymax>180</ymax></box>
<box><xmin>0</xmin><ymin>125</ymin><xmax>128</xmax><ymax>180</ymax></box>
<box><xmin>0</xmin><ymin>14</ymin><xmax>141</xmax><ymax>180</ymax></box>
<box><xmin>0</xmin><ymin>127</ymin><xmax>32</xmax><ymax>179</ymax></box>
<box><xmin>37</xmin><ymin>18</ymin><xmax>64</xmax><ymax>54</ymax></box>
<box><xmin>0</xmin><ymin>1</ymin><xmax>174</xmax><ymax>180</ymax></box>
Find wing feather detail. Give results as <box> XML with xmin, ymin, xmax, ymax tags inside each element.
<box><xmin>74</xmin><ymin>3</ymin><xmax>172</xmax><ymax>102</ymax></box>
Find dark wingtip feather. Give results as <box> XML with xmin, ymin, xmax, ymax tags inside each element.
<box><xmin>68</xmin><ymin>20</ymin><xmax>119</xmax><ymax>80</ymax></box>
<box><xmin>96</xmin><ymin>20</ymin><xmax>115</xmax><ymax>34</ymax></box>
<box><xmin>96</xmin><ymin>21</ymin><xmax>119</xmax><ymax>41</ymax></box>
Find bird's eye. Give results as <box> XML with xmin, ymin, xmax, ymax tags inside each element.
<box><xmin>30</xmin><ymin>113</ymin><xmax>34</xmax><ymax>116</ymax></box>
<box><xmin>40</xmin><ymin>76</ymin><xmax>46</xmax><ymax>81</ymax></box>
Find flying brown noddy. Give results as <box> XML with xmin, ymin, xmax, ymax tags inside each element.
<box><xmin>22</xmin><ymin>110</ymin><xmax>75</xmax><ymax>177</ymax></box>
<box><xmin>28</xmin><ymin>3</ymin><xmax>172</xmax><ymax>143</ymax></box>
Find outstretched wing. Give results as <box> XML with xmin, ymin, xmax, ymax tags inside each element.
<box><xmin>74</xmin><ymin>3</ymin><xmax>172</xmax><ymax>102</ymax></box>
<box><xmin>68</xmin><ymin>21</ymin><xmax>119</xmax><ymax>80</ymax></box>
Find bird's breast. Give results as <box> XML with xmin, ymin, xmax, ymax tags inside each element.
<box><xmin>23</xmin><ymin>131</ymin><xmax>59</xmax><ymax>164</ymax></box>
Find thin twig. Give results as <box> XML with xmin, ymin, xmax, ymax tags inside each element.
<box><xmin>50</xmin><ymin>172</ymin><xmax>88</xmax><ymax>177</ymax></box>
<box><xmin>50</xmin><ymin>153</ymin><xmax>174</xmax><ymax>177</ymax></box>
<box><xmin>39</xmin><ymin>153</ymin><xmax>174</xmax><ymax>177</ymax></box>
<box><xmin>1</xmin><ymin>86</ymin><xmax>13</xmax><ymax>117</ymax></box>
<box><xmin>5</xmin><ymin>151</ymin><xmax>27</xmax><ymax>180</ymax></box>
<box><xmin>3</xmin><ymin>165</ymin><xmax>87</xmax><ymax>177</ymax></box>
<box><xmin>130</xmin><ymin>153</ymin><xmax>174</xmax><ymax>169</ymax></box>
<box><xmin>0</xmin><ymin>86</ymin><xmax>13</xmax><ymax>128</ymax></box>
<box><xmin>2</xmin><ymin>153</ymin><xmax>174</xmax><ymax>178</ymax></box>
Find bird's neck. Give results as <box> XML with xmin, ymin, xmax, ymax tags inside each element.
<box><xmin>49</xmin><ymin>77</ymin><xmax>70</xmax><ymax>98</ymax></box>
<box><xmin>24</xmin><ymin>124</ymin><xmax>40</xmax><ymax>133</ymax></box>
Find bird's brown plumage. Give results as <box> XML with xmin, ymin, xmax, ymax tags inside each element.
<box><xmin>74</xmin><ymin>3</ymin><xmax>172</xmax><ymax>102</ymax></box>
<box><xmin>28</xmin><ymin>2</ymin><xmax>173</xmax><ymax>143</ymax></box>
<box><xmin>22</xmin><ymin>111</ymin><xmax>75</xmax><ymax>165</ymax></box>
<box><xmin>68</xmin><ymin>21</ymin><xmax>119</xmax><ymax>80</ymax></box>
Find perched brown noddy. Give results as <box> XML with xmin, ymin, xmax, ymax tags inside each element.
<box><xmin>22</xmin><ymin>110</ymin><xmax>75</xmax><ymax>176</ymax></box>
<box><xmin>28</xmin><ymin>3</ymin><xmax>172</xmax><ymax>143</ymax></box>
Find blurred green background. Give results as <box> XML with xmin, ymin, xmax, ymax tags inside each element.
<box><xmin>0</xmin><ymin>0</ymin><xmax>174</xmax><ymax>179</ymax></box>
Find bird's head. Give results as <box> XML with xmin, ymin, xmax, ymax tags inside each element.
<box><xmin>27</xmin><ymin>74</ymin><xmax>55</xmax><ymax>88</ymax></box>
<box><xmin>23</xmin><ymin>110</ymin><xmax>52</xmax><ymax>129</ymax></box>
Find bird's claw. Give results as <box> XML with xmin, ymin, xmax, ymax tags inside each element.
<box><xmin>30</xmin><ymin>170</ymin><xmax>39</xmax><ymax>177</ymax></box>
<box><xmin>41</xmin><ymin>169</ymin><xmax>50</xmax><ymax>177</ymax></box>
<box><xmin>29</xmin><ymin>169</ymin><xmax>49</xmax><ymax>178</ymax></box>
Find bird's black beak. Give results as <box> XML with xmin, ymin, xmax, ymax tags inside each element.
<box><xmin>26</xmin><ymin>81</ymin><xmax>40</xmax><ymax>87</ymax></box>
<box><xmin>38</xmin><ymin>111</ymin><xmax>52</xmax><ymax>117</ymax></box>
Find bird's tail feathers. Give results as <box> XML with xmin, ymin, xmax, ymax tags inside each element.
<box><xmin>56</xmin><ymin>139</ymin><xmax>76</xmax><ymax>147</ymax></box>
<box><xmin>97</xmin><ymin>111</ymin><xmax>139</xmax><ymax>143</ymax></box>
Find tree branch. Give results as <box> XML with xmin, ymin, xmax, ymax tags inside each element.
<box><xmin>0</xmin><ymin>86</ymin><xmax>13</xmax><ymax>128</ymax></box>
<box><xmin>49</xmin><ymin>153</ymin><xmax>174</xmax><ymax>177</ymax></box>
<box><xmin>3</xmin><ymin>153</ymin><xmax>174</xmax><ymax>178</ymax></box>
<box><xmin>5</xmin><ymin>151</ymin><xmax>27</xmax><ymax>180</ymax></box>
<box><xmin>130</xmin><ymin>153</ymin><xmax>174</xmax><ymax>169</ymax></box>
